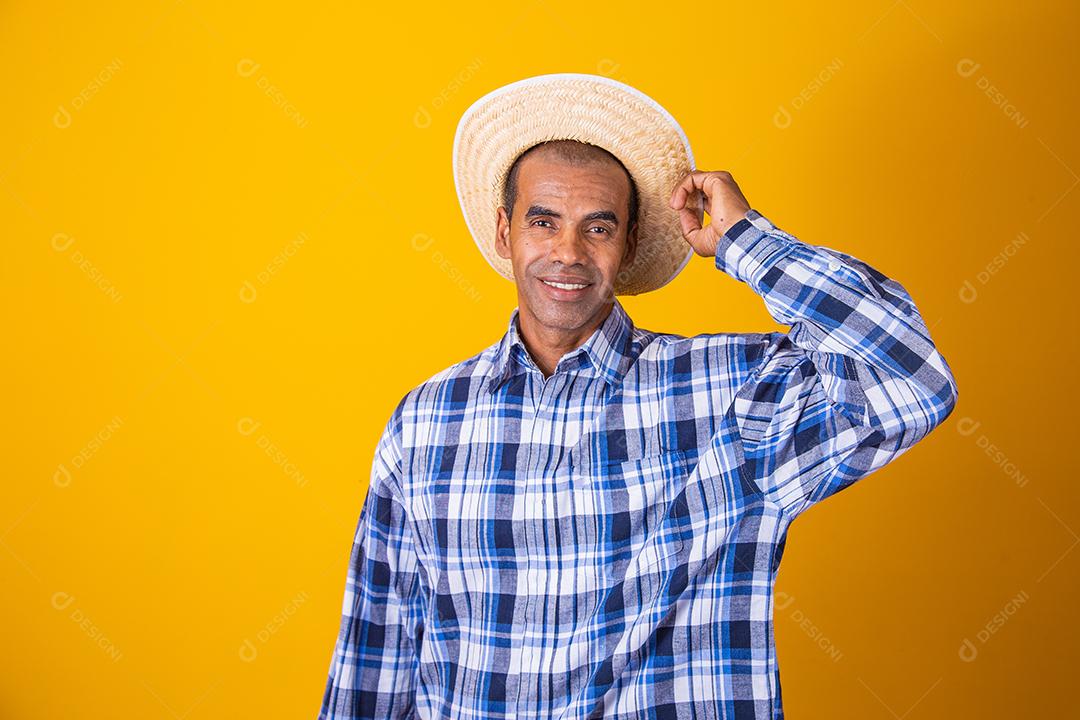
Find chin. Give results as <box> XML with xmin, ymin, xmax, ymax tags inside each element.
<box><xmin>529</xmin><ymin>296</ymin><xmax>599</xmax><ymax>329</ymax></box>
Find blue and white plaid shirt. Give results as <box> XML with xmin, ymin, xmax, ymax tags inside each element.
<box><xmin>318</xmin><ymin>209</ymin><xmax>958</xmax><ymax>720</ymax></box>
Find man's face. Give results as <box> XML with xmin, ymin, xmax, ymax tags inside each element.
<box><xmin>494</xmin><ymin>152</ymin><xmax>638</xmax><ymax>335</ymax></box>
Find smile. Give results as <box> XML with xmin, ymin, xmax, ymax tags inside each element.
<box><xmin>541</xmin><ymin>279</ymin><xmax>591</xmax><ymax>290</ymax></box>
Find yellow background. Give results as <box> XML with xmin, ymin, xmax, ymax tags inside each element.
<box><xmin>2</xmin><ymin>1</ymin><xmax>1076</xmax><ymax>717</ymax></box>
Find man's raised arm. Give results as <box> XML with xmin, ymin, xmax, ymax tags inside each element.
<box><xmin>720</xmin><ymin>207</ymin><xmax>957</xmax><ymax>514</ymax></box>
<box><xmin>670</xmin><ymin>171</ymin><xmax>958</xmax><ymax>516</ymax></box>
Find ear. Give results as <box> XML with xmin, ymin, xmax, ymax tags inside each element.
<box><xmin>495</xmin><ymin>206</ymin><xmax>511</xmax><ymax>259</ymax></box>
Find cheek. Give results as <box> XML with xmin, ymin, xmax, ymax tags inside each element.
<box><xmin>596</xmin><ymin>244</ymin><xmax>627</xmax><ymax>272</ymax></box>
<box><xmin>515</xmin><ymin>240</ymin><xmax>545</xmax><ymax>271</ymax></box>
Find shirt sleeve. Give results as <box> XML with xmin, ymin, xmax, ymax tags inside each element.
<box><xmin>720</xmin><ymin>208</ymin><xmax>959</xmax><ymax>517</ymax></box>
<box><xmin>318</xmin><ymin>407</ymin><xmax>426</xmax><ymax>719</ymax></box>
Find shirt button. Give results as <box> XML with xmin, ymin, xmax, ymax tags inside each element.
<box><xmin>828</xmin><ymin>260</ymin><xmax>842</xmax><ymax>271</ymax></box>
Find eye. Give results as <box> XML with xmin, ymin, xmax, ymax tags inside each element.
<box><xmin>588</xmin><ymin>226</ymin><xmax>610</xmax><ymax>234</ymax></box>
<box><xmin>530</xmin><ymin>219</ymin><xmax>553</xmax><ymax>228</ymax></box>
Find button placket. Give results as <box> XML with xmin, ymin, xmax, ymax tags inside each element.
<box><xmin>515</xmin><ymin>371</ymin><xmax>560</xmax><ymax>710</ymax></box>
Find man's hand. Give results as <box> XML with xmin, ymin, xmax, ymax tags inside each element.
<box><xmin>668</xmin><ymin>171</ymin><xmax>752</xmax><ymax>257</ymax></box>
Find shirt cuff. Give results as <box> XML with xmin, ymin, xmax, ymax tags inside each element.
<box><xmin>714</xmin><ymin>208</ymin><xmax>797</xmax><ymax>289</ymax></box>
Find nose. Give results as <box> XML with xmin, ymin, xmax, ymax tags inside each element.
<box><xmin>547</xmin><ymin>226</ymin><xmax>589</xmax><ymax>268</ymax></box>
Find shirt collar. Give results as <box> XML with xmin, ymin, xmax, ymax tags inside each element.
<box><xmin>486</xmin><ymin>298</ymin><xmax>636</xmax><ymax>394</ymax></box>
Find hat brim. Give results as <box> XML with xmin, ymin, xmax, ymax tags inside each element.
<box><xmin>452</xmin><ymin>73</ymin><xmax>696</xmax><ymax>296</ymax></box>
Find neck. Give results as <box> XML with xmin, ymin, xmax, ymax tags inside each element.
<box><xmin>517</xmin><ymin>302</ymin><xmax>613</xmax><ymax>378</ymax></box>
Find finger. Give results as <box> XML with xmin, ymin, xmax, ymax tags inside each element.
<box><xmin>677</xmin><ymin>200</ymin><xmax>704</xmax><ymax>239</ymax></box>
<box><xmin>668</xmin><ymin>171</ymin><xmax>707</xmax><ymax>210</ymax></box>
<box><xmin>701</xmin><ymin>174</ymin><xmax>728</xmax><ymax>218</ymax></box>
<box><xmin>668</xmin><ymin>172</ymin><xmax>701</xmax><ymax>210</ymax></box>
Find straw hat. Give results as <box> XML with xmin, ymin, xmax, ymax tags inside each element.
<box><xmin>452</xmin><ymin>73</ymin><xmax>696</xmax><ymax>296</ymax></box>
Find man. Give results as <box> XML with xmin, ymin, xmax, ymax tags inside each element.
<box><xmin>318</xmin><ymin>74</ymin><xmax>957</xmax><ymax>720</ymax></box>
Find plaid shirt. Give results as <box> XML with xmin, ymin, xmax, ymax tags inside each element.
<box><xmin>318</xmin><ymin>209</ymin><xmax>958</xmax><ymax>720</ymax></box>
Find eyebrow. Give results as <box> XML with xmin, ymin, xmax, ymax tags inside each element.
<box><xmin>524</xmin><ymin>205</ymin><xmax>620</xmax><ymax>226</ymax></box>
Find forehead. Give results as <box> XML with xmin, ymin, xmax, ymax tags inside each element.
<box><xmin>515</xmin><ymin>152</ymin><xmax>631</xmax><ymax>207</ymax></box>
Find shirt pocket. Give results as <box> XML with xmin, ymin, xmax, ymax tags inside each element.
<box><xmin>571</xmin><ymin>450</ymin><xmax>691</xmax><ymax>586</ymax></box>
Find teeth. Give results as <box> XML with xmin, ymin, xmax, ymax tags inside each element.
<box><xmin>542</xmin><ymin>280</ymin><xmax>589</xmax><ymax>290</ymax></box>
